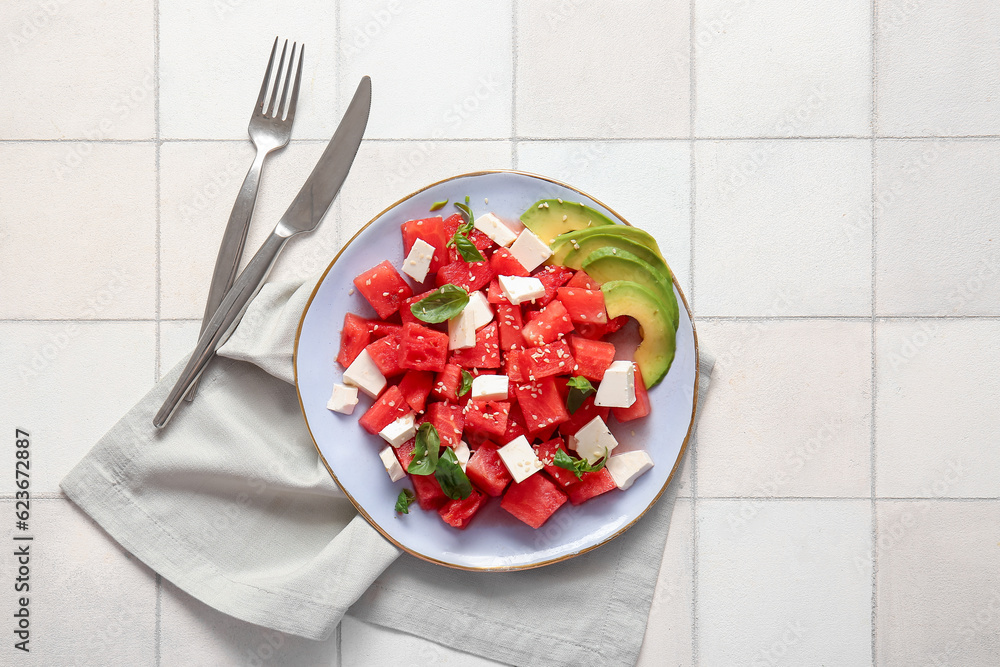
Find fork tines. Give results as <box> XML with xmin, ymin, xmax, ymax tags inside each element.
<box><xmin>256</xmin><ymin>36</ymin><xmax>304</xmax><ymax>122</ymax></box>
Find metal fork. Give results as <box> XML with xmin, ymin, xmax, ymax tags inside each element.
<box><xmin>187</xmin><ymin>37</ymin><xmax>303</xmax><ymax>400</ymax></box>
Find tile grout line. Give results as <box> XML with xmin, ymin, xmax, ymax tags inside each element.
<box><xmin>153</xmin><ymin>1</ymin><xmax>162</xmax><ymax>664</ymax></box>
<box><xmin>688</xmin><ymin>0</ymin><xmax>698</xmax><ymax>662</ymax></box>
<box><xmin>511</xmin><ymin>0</ymin><xmax>518</xmax><ymax>169</ymax></box>
<box><xmin>870</xmin><ymin>1</ymin><xmax>879</xmax><ymax>664</ymax></box>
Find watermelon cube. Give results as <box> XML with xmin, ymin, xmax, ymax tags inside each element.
<box><xmin>496</xmin><ymin>303</ymin><xmax>525</xmax><ymax>350</ymax></box>
<box><xmin>401</xmin><ymin>216</ymin><xmax>448</xmax><ymax>275</ymax></box>
<box><xmin>531</xmin><ymin>265</ymin><xmax>574</xmax><ymax>306</ymax></box>
<box><xmin>354</xmin><ymin>261</ymin><xmax>413</xmax><ymax>319</ymax></box>
<box><xmin>559</xmin><ymin>394</ymin><xmax>611</xmax><ymax>438</ymax></box>
<box><xmin>534</xmin><ymin>437</ymin><xmax>580</xmax><ymax>488</ymax></box>
<box><xmin>513</xmin><ymin>376</ymin><xmax>570</xmax><ymax>434</ymax></box>
<box><xmin>611</xmin><ymin>363</ymin><xmax>651</xmax><ymax>422</ymax></box>
<box><xmin>397</xmin><ymin>370</ymin><xmax>434</xmax><ymax>413</ymax></box>
<box><xmin>501</xmin><ymin>402</ymin><xmax>529</xmax><ymax>443</ymax></box>
<box><xmin>489</xmin><ymin>247</ymin><xmax>529</xmax><ymax>277</ymax></box>
<box><xmin>438</xmin><ymin>490</ymin><xmax>486</xmax><ymax>529</ymax></box>
<box><xmin>501</xmin><ymin>474</ymin><xmax>568</xmax><ymax>528</ymax></box>
<box><xmin>367</xmin><ymin>320</ymin><xmax>403</xmax><ymax>339</ymax></box>
<box><xmin>357</xmin><ymin>385</ymin><xmax>410</xmax><ymax>435</ymax></box>
<box><xmin>436</xmin><ymin>260</ymin><xmax>494</xmax><ymax>293</ymax></box>
<box><xmin>399</xmin><ymin>289</ymin><xmax>436</xmax><ymax>326</ymax></box>
<box><xmin>556</xmin><ymin>287</ymin><xmax>607</xmax><ymax>325</ymax></box>
<box><xmin>421</xmin><ymin>402</ymin><xmax>464</xmax><ymax>448</ymax></box>
<box><xmin>566</xmin><ymin>270</ymin><xmax>599</xmax><ymax>290</ymax></box>
<box><xmin>523</xmin><ymin>340</ymin><xmax>576</xmax><ymax>379</ymax></box>
<box><xmin>566</xmin><ymin>468</ymin><xmax>617</xmax><ymax>505</ymax></box>
<box><xmin>521</xmin><ymin>299</ymin><xmax>575</xmax><ymax>347</ymax></box>
<box><xmin>449</xmin><ymin>322</ymin><xmax>501</xmax><ymax>369</ymax></box>
<box><xmin>398</xmin><ymin>322</ymin><xmax>450</xmax><ymax>372</ymax></box>
<box><xmin>365</xmin><ymin>332</ymin><xmax>404</xmax><ymax>377</ymax></box>
<box><xmin>568</xmin><ymin>336</ymin><xmax>616</xmax><ymax>382</ymax></box>
<box><xmin>337</xmin><ymin>312</ymin><xmax>370</xmax><ymax>368</ymax></box>
<box><xmin>464</xmin><ymin>400</ymin><xmax>510</xmax><ymax>440</ymax></box>
<box><xmin>465</xmin><ymin>442</ymin><xmax>513</xmax><ymax>497</ymax></box>
<box><xmin>505</xmin><ymin>349</ymin><xmax>526</xmax><ymax>383</ymax></box>
<box><xmin>443</xmin><ymin>213</ymin><xmax>494</xmax><ymax>256</ymax></box>
<box><xmin>486</xmin><ymin>278</ymin><xmax>510</xmax><ymax>305</ymax></box>
<box><xmin>432</xmin><ymin>363</ymin><xmax>463</xmax><ymax>402</ymax></box>
<box><xmin>412</xmin><ymin>474</ymin><xmax>449</xmax><ymax>511</ymax></box>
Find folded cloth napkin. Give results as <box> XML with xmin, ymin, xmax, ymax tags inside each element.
<box><xmin>61</xmin><ymin>275</ymin><xmax>714</xmax><ymax>667</ymax></box>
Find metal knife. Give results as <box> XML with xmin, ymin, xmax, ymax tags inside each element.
<box><xmin>154</xmin><ymin>76</ymin><xmax>372</xmax><ymax>429</ymax></box>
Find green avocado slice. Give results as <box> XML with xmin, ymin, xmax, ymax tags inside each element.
<box><xmin>601</xmin><ymin>280</ymin><xmax>676</xmax><ymax>388</ymax></box>
<box><xmin>520</xmin><ymin>199</ymin><xmax>615</xmax><ymax>246</ymax></box>
<box><xmin>582</xmin><ymin>247</ymin><xmax>679</xmax><ymax>331</ymax></box>
<box><xmin>550</xmin><ymin>227</ymin><xmax>665</xmax><ymax>267</ymax></box>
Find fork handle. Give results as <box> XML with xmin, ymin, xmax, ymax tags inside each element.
<box><xmin>154</xmin><ymin>230</ymin><xmax>289</xmax><ymax>428</ymax></box>
<box><xmin>185</xmin><ymin>149</ymin><xmax>268</xmax><ymax>401</ymax></box>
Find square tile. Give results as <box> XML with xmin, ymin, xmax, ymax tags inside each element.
<box><xmin>0</xmin><ymin>143</ymin><xmax>156</xmax><ymax>319</ymax></box>
<box><xmin>160</xmin><ymin>579</ymin><xmax>339</xmax><ymax>667</ymax></box>
<box><xmin>340</xmin><ymin>0</ymin><xmax>512</xmax><ymax>139</ymax></box>
<box><xmin>159</xmin><ymin>140</ymin><xmax>337</xmax><ymax>319</ymax></box>
<box><xmin>876</xmin><ymin>500</ymin><xmax>1000</xmax><ymax>666</ymax></box>
<box><xmin>697</xmin><ymin>499</ymin><xmax>872</xmax><ymax>665</ymax></box>
<box><xmin>0</xmin><ymin>322</ymin><xmax>155</xmax><ymax>494</ymax></box>
<box><xmin>159</xmin><ymin>3</ymin><xmax>339</xmax><ymax>140</ymax></box>
<box><xmin>517</xmin><ymin>141</ymin><xmax>691</xmax><ymax>292</ymax></box>
<box><xmin>876</xmin><ymin>320</ymin><xmax>1000</xmax><ymax>497</ymax></box>
<box><xmin>0</xmin><ymin>499</ymin><xmax>156</xmax><ymax>665</ymax></box>
<box><xmin>876</xmin><ymin>140</ymin><xmax>1000</xmax><ymax>316</ymax></box>
<box><xmin>342</xmin><ymin>616</ymin><xmax>504</xmax><ymax>666</ymax></box>
<box><xmin>694</xmin><ymin>140</ymin><xmax>872</xmax><ymax>316</ymax></box>
<box><xmin>637</xmin><ymin>498</ymin><xmax>693</xmax><ymax>666</ymax></box>
<box><xmin>694</xmin><ymin>0</ymin><xmax>871</xmax><ymax>137</ymax></box>
<box><xmin>516</xmin><ymin>0</ymin><xmax>689</xmax><ymax>138</ymax></box>
<box><xmin>877</xmin><ymin>1</ymin><xmax>1000</xmax><ymax>136</ymax></box>
<box><xmin>696</xmin><ymin>320</ymin><xmax>872</xmax><ymax>498</ymax></box>
<box><xmin>0</xmin><ymin>1</ymin><xmax>154</xmax><ymax>139</ymax></box>
<box><xmin>159</xmin><ymin>319</ymin><xmax>200</xmax><ymax>379</ymax></box>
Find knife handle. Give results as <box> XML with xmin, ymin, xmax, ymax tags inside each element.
<box><xmin>154</xmin><ymin>229</ymin><xmax>289</xmax><ymax>429</ymax></box>
<box><xmin>186</xmin><ymin>150</ymin><xmax>268</xmax><ymax>401</ymax></box>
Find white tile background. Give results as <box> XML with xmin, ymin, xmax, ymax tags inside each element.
<box><xmin>1</xmin><ymin>0</ymin><xmax>998</xmax><ymax>665</ymax></box>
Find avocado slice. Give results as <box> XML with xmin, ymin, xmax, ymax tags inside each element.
<box><xmin>552</xmin><ymin>228</ymin><xmax>666</xmax><ymax>269</ymax></box>
<box><xmin>520</xmin><ymin>199</ymin><xmax>615</xmax><ymax>246</ymax></box>
<box><xmin>601</xmin><ymin>280</ymin><xmax>676</xmax><ymax>388</ymax></box>
<box><xmin>582</xmin><ymin>248</ymin><xmax>679</xmax><ymax>331</ymax></box>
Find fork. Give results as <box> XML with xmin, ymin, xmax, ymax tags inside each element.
<box><xmin>187</xmin><ymin>37</ymin><xmax>303</xmax><ymax>400</ymax></box>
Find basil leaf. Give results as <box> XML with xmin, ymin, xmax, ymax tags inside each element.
<box><xmin>434</xmin><ymin>448</ymin><xmax>473</xmax><ymax>500</ymax></box>
<box><xmin>410</xmin><ymin>284</ymin><xmax>470</xmax><ymax>323</ymax></box>
<box><xmin>429</xmin><ymin>199</ymin><xmax>448</xmax><ymax>211</ymax></box>
<box><xmin>454</xmin><ymin>202</ymin><xmax>475</xmax><ymax>234</ymax></box>
<box><xmin>407</xmin><ymin>423</ymin><xmax>441</xmax><ymax>475</ymax></box>
<box><xmin>553</xmin><ymin>448</ymin><xmax>608</xmax><ymax>480</ymax></box>
<box><xmin>459</xmin><ymin>370</ymin><xmax>474</xmax><ymax>397</ymax></box>
<box><xmin>453</xmin><ymin>233</ymin><xmax>485</xmax><ymax>263</ymax></box>
<box><xmin>566</xmin><ymin>376</ymin><xmax>596</xmax><ymax>414</ymax></box>
<box><xmin>395</xmin><ymin>489</ymin><xmax>415</xmax><ymax>514</ymax></box>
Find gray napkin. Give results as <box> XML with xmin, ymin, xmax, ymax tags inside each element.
<box><xmin>61</xmin><ymin>275</ymin><xmax>713</xmax><ymax>667</ymax></box>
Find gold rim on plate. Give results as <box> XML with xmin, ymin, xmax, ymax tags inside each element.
<box><xmin>293</xmin><ymin>169</ymin><xmax>700</xmax><ymax>572</ymax></box>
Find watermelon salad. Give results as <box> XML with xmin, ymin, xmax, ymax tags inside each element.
<box><xmin>326</xmin><ymin>197</ymin><xmax>674</xmax><ymax>530</ymax></box>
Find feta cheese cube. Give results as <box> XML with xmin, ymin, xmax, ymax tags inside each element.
<box><xmin>448</xmin><ymin>290</ymin><xmax>494</xmax><ymax>350</ymax></box>
<box><xmin>465</xmin><ymin>290</ymin><xmax>494</xmax><ymax>330</ymax></box>
<box><xmin>498</xmin><ymin>435</ymin><xmax>544</xmax><ymax>483</ymax></box>
<box><xmin>471</xmin><ymin>374</ymin><xmax>509</xmax><ymax>401</ymax></box>
<box><xmin>379</xmin><ymin>446</ymin><xmax>406</xmax><ymax>482</ymax></box>
<box><xmin>454</xmin><ymin>440</ymin><xmax>471</xmax><ymax>472</ymax></box>
<box><xmin>606</xmin><ymin>451</ymin><xmax>654</xmax><ymax>490</ymax></box>
<box><xmin>498</xmin><ymin>275</ymin><xmax>546</xmax><ymax>306</ymax></box>
<box><xmin>379</xmin><ymin>413</ymin><xmax>416</xmax><ymax>448</ymax></box>
<box><xmin>326</xmin><ymin>383</ymin><xmax>359</xmax><ymax>415</ymax></box>
<box><xmin>568</xmin><ymin>415</ymin><xmax>619</xmax><ymax>464</ymax></box>
<box><xmin>401</xmin><ymin>238</ymin><xmax>435</xmax><ymax>283</ymax></box>
<box><xmin>473</xmin><ymin>212</ymin><xmax>518</xmax><ymax>247</ymax></box>
<box><xmin>508</xmin><ymin>229</ymin><xmax>553</xmax><ymax>272</ymax></box>
<box><xmin>594</xmin><ymin>360</ymin><xmax>636</xmax><ymax>408</ymax></box>
<box><xmin>342</xmin><ymin>349</ymin><xmax>386</xmax><ymax>398</ymax></box>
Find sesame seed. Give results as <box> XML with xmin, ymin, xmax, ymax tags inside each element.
<box><xmin>557</xmin><ymin>198</ymin><xmax>563</xmax><ymax>204</ymax></box>
<box><xmin>348</xmin><ymin>288</ymin><xmax>355</xmax><ymax>296</ymax></box>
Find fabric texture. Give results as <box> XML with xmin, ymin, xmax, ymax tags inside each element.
<box><xmin>61</xmin><ymin>275</ymin><xmax>713</xmax><ymax>667</ymax></box>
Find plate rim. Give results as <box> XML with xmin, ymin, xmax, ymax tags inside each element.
<box><xmin>293</xmin><ymin>169</ymin><xmax>700</xmax><ymax>572</ymax></box>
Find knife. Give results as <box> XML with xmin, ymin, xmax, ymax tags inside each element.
<box><xmin>154</xmin><ymin>76</ymin><xmax>372</xmax><ymax>429</ymax></box>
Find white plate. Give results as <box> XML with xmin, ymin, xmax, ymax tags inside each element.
<box><xmin>294</xmin><ymin>170</ymin><xmax>699</xmax><ymax>571</ymax></box>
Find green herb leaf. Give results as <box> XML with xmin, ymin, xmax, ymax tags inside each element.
<box><xmin>395</xmin><ymin>489</ymin><xmax>416</xmax><ymax>514</ymax></box>
<box><xmin>459</xmin><ymin>370</ymin><xmax>474</xmax><ymax>397</ymax></box>
<box><xmin>407</xmin><ymin>423</ymin><xmax>441</xmax><ymax>475</ymax></box>
<box><xmin>429</xmin><ymin>199</ymin><xmax>448</xmax><ymax>211</ymax></box>
<box><xmin>453</xmin><ymin>233</ymin><xmax>486</xmax><ymax>263</ymax></box>
<box><xmin>434</xmin><ymin>448</ymin><xmax>473</xmax><ymax>500</ymax></box>
<box><xmin>454</xmin><ymin>202</ymin><xmax>475</xmax><ymax>234</ymax></box>
<box><xmin>410</xmin><ymin>284</ymin><xmax>470</xmax><ymax>323</ymax></box>
<box><xmin>566</xmin><ymin>376</ymin><xmax>597</xmax><ymax>414</ymax></box>
<box><xmin>553</xmin><ymin>448</ymin><xmax>609</xmax><ymax>480</ymax></box>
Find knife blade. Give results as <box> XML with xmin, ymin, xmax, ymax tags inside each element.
<box><xmin>154</xmin><ymin>76</ymin><xmax>372</xmax><ymax>429</ymax></box>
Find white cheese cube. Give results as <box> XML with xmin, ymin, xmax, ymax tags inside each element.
<box><xmin>568</xmin><ymin>415</ymin><xmax>619</xmax><ymax>464</ymax></box>
<box><xmin>326</xmin><ymin>383</ymin><xmax>359</xmax><ymax>415</ymax></box>
<box><xmin>379</xmin><ymin>413</ymin><xmax>416</xmax><ymax>448</ymax></box>
<box><xmin>594</xmin><ymin>360</ymin><xmax>636</xmax><ymax>408</ymax></box>
<box><xmin>401</xmin><ymin>238</ymin><xmax>435</xmax><ymax>283</ymax></box>
<box><xmin>448</xmin><ymin>310</ymin><xmax>477</xmax><ymax>350</ymax></box>
<box><xmin>508</xmin><ymin>228</ymin><xmax>553</xmax><ymax>272</ymax></box>
<box><xmin>498</xmin><ymin>275</ymin><xmax>546</xmax><ymax>306</ymax></box>
<box><xmin>454</xmin><ymin>440</ymin><xmax>471</xmax><ymax>472</ymax></box>
<box><xmin>471</xmin><ymin>374</ymin><xmax>509</xmax><ymax>401</ymax></box>
<box><xmin>498</xmin><ymin>435</ymin><xmax>544</xmax><ymax>483</ymax></box>
<box><xmin>466</xmin><ymin>290</ymin><xmax>494</xmax><ymax>330</ymax></box>
<box><xmin>342</xmin><ymin>349</ymin><xmax>386</xmax><ymax>398</ymax></box>
<box><xmin>379</xmin><ymin>446</ymin><xmax>406</xmax><ymax>482</ymax></box>
<box><xmin>474</xmin><ymin>212</ymin><xmax>518</xmax><ymax>247</ymax></box>
<box><xmin>606</xmin><ymin>450</ymin><xmax>654</xmax><ymax>490</ymax></box>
